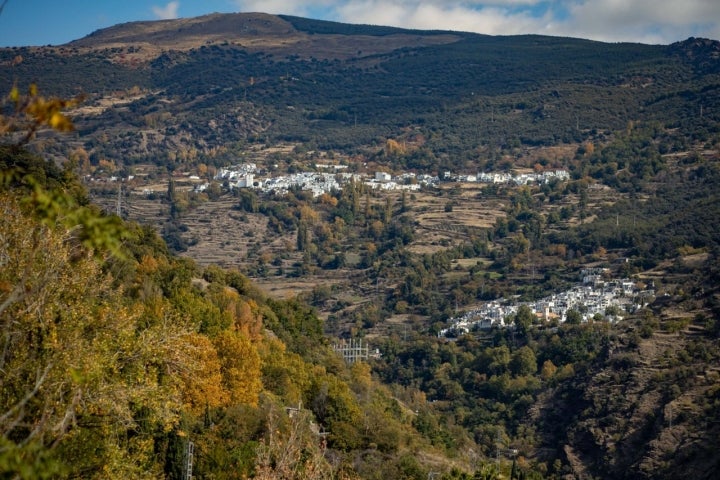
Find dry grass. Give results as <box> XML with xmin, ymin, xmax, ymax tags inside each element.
<box><xmin>406</xmin><ymin>185</ymin><xmax>506</xmax><ymax>254</ymax></box>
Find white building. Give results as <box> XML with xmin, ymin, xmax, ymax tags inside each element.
<box><xmin>375</xmin><ymin>172</ymin><xmax>392</xmax><ymax>183</ymax></box>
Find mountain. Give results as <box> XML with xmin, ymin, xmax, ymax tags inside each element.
<box><xmin>1</xmin><ymin>13</ymin><xmax>717</xmax><ymax>169</ymax></box>
<box><xmin>68</xmin><ymin>12</ymin><xmax>461</xmax><ymax>59</ymax></box>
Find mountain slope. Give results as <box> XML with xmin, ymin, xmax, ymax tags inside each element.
<box><xmin>2</xmin><ymin>13</ymin><xmax>720</xmax><ymax>480</ymax></box>
<box><xmin>533</xmin><ymin>315</ymin><xmax>720</xmax><ymax>479</ymax></box>
<box><xmin>1</xmin><ymin>13</ymin><xmax>717</xmax><ymax>168</ymax></box>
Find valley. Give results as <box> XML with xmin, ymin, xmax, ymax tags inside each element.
<box><xmin>1</xmin><ymin>11</ymin><xmax>719</xmax><ymax>480</ymax></box>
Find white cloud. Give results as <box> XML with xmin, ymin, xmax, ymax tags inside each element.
<box><xmin>337</xmin><ymin>2</ymin><xmax>551</xmax><ymax>35</ymax></box>
<box><xmin>559</xmin><ymin>0</ymin><xmax>720</xmax><ymax>43</ymax></box>
<box><xmin>233</xmin><ymin>0</ymin><xmax>336</xmax><ymax>16</ymax></box>
<box><xmin>230</xmin><ymin>0</ymin><xmax>720</xmax><ymax>44</ymax></box>
<box><xmin>153</xmin><ymin>1</ymin><xmax>180</xmax><ymax>20</ymax></box>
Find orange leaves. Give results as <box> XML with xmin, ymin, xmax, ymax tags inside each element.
<box><xmin>235</xmin><ymin>298</ymin><xmax>263</xmax><ymax>340</ymax></box>
<box><xmin>318</xmin><ymin>192</ymin><xmax>338</xmax><ymax>207</ymax></box>
<box><xmin>137</xmin><ymin>254</ymin><xmax>161</xmax><ymax>275</ymax></box>
<box><xmin>299</xmin><ymin>205</ymin><xmax>320</xmax><ymax>224</ymax></box>
<box><xmin>213</xmin><ymin>286</ymin><xmax>263</xmax><ymax>341</ymax></box>
<box><xmin>175</xmin><ymin>328</ymin><xmax>263</xmax><ymax>411</ymax></box>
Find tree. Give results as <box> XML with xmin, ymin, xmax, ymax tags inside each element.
<box><xmin>0</xmin><ymin>194</ymin><xmax>188</xmax><ymax>477</ymax></box>
<box><xmin>237</xmin><ymin>189</ymin><xmax>259</xmax><ymax>213</ymax></box>
<box><xmin>565</xmin><ymin>309</ymin><xmax>583</xmax><ymax>325</ymax></box>
<box><xmin>514</xmin><ymin>305</ymin><xmax>534</xmax><ymax>336</ymax></box>
<box><xmin>510</xmin><ymin>346</ymin><xmax>537</xmax><ymax>376</ymax></box>
<box><xmin>297</xmin><ymin>221</ymin><xmax>309</xmax><ymax>251</ymax></box>
<box><xmin>253</xmin><ymin>401</ymin><xmax>338</xmax><ymax>480</ymax></box>
<box><xmin>540</xmin><ymin>360</ymin><xmax>557</xmax><ymax>380</ymax></box>
<box><xmin>487</xmin><ymin>346</ymin><xmax>511</xmax><ymax>375</ymax></box>
<box><xmin>176</xmin><ymin>332</ymin><xmax>228</xmax><ymax>413</ymax></box>
<box><xmin>214</xmin><ymin>330</ymin><xmax>263</xmax><ymax>406</ymax></box>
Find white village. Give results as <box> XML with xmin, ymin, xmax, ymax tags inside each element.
<box><xmin>208</xmin><ymin>162</ymin><xmax>569</xmax><ymax>197</ymax></box>
<box><xmin>439</xmin><ymin>267</ymin><xmax>656</xmax><ymax>338</ymax></box>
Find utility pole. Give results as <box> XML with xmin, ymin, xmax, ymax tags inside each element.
<box><xmin>182</xmin><ymin>440</ymin><xmax>194</xmax><ymax>480</ymax></box>
<box><xmin>116</xmin><ymin>181</ymin><xmax>122</xmax><ymax>218</ymax></box>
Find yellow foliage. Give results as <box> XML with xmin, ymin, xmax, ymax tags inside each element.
<box><xmin>235</xmin><ymin>298</ymin><xmax>263</xmax><ymax>341</ymax></box>
<box><xmin>98</xmin><ymin>158</ymin><xmax>117</xmax><ymax>172</ymax></box>
<box><xmin>350</xmin><ymin>362</ymin><xmax>372</xmax><ymax>396</ymax></box>
<box><xmin>137</xmin><ymin>254</ymin><xmax>160</xmax><ymax>274</ymax></box>
<box><xmin>318</xmin><ymin>192</ymin><xmax>338</xmax><ymax>207</ymax></box>
<box><xmin>177</xmin><ymin>333</ymin><xmax>228</xmax><ymax>413</ymax></box>
<box><xmin>540</xmin><ymin>360</ymin><xmax>558</xmax><ymax>380</ymax></box>
<box><xmin>0</xmin><ymin>194</ymin><xmax>187</xmax><ymax>474</ymax></box>
<box><xmin>214</xmin><ymin>330</ymin><xmax>263</xmax><ymax>406</ymax></box>
<box><xmin>213</xmin><ymin>287</ymin><xmax>263</xmax><ymax>341</ymax></box>
<box><xmin>384</xmin><ymin>138</ymin><xmax>406</xmax><ymax>156</ymax></box>
<box><xmin>258</xmin><ymin>338</ymin><xmax>310</xmax><ymax>405</ymax></box>
<box><xmin>300</xmin><ymin>205</ymin><xmax>320</xmax><ymax>224</ymax></box>
<box><xmin>2</xmin><ymin>84</ymin><xmax>82</xmax><ymax>144</ymax></box>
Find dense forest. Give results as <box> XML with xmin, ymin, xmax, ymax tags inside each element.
<box><xmin>1</xmin><ymin>140</ymin><xmax>467</xmax><ymax>479</ymax></box>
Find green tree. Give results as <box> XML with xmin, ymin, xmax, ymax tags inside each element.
<box><xmin>565</xmin><ymin>309</ymin><xmax>583</xmax><ymax>325</ymax></box>
<box><xmin>510</xmin><ymin>346</ymin><xmax>537</xmax><ymax>376</ymax></box>
<box><xmin>0</xmin><ymin>194</ymin><xmax>188</xmax><ymax>478</ymax></box>
<box><xmin>514</xmin><ymin>305</ymin><xmax>535</xmax><ymax>336</ymax></box>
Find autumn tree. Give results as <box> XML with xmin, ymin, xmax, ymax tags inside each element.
<box><xmin>0</xmin><ymin>194</ymin><xmax>190</xmax><ymax>477</ymax></box>
<box><xmin>214</xmin><ymin>329</ymin><xmax>263</xmax><ymax>406</ymax></box>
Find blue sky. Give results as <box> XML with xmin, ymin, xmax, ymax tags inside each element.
<box><xmin>1</xmin><ymin>0</ymin><xmax>719</xmax><ymax>47</ymax></box>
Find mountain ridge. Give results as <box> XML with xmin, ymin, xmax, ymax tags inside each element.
<box><xmin>66</xmin><ymin>12</ymin><xmax>464</xmax><ymax>61</ymax></box>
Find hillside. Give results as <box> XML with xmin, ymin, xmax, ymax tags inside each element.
<box><xmin>2</xmin><ymin>142</ymin><xmax>718</xmax><ymax>479</ymax></box>
<box><xmin>1</xmin><ymin>13</ymin><xmax>718</xmax><ymax>166</ymax></box>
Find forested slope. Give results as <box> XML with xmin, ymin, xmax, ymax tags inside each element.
<box><xmin>0</xmin><ymin>145</ymin><xmax>476</xmax><ymax>478</ymax></box>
